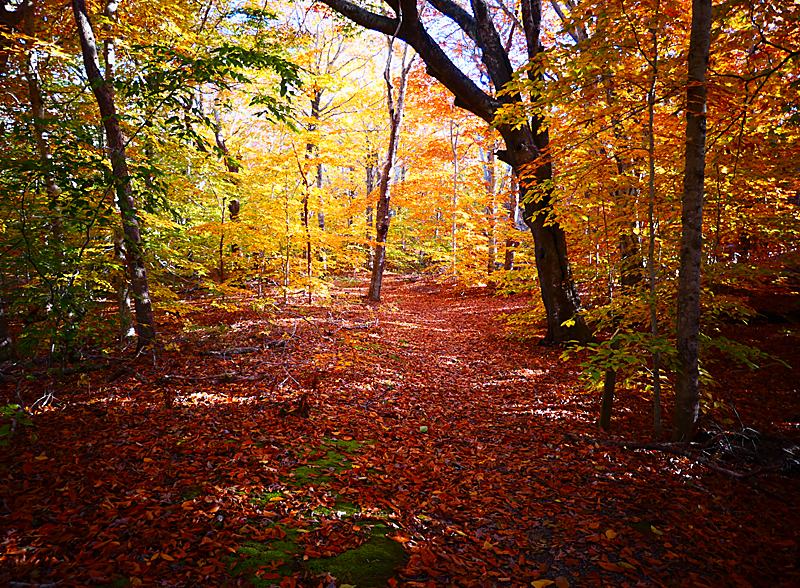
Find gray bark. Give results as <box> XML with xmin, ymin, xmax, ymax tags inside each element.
<box><xmin>0</xmin><ymin>293</ymin><xmax>15</xmax><ymax>361</ymax></box>
<box><xmin>673</xmin><ymin>0</ymin><xmax>712</xmax><ymax>441</ymax></box>
<box><xmin>103</xmin><ymin>0</ymin><xmax>134</xmax><ymax>342</ymax></box>
<box><xmin>72</xmin><ymin>0</ymin><xmax>155</xmax><ymax>348</ymax></box>
<box><xmin>367</xmin><ymin>40</ymin><xmax>414</xmax><ymax>302</ymax></box>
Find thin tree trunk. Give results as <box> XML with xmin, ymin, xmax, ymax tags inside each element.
<box><xmin>645</xmin><ymin>28</ymin><xmax>663</xmax><ymax>439</ymax></box>
<box><xmin>483</xmin><ymin>143</ymin><xmax>497</xmax><ymax>279</ymax></box>
<box><xmin>600</xmin><ymin>336</ymin><xmax>620</xmax><ymax>430</ymax></box>
<box><xmin>367</xmin><ymin>38</ymin><xmax>414</xmax><ymax>302</ymax></box>
<box><xmin>504</xmin><ymin>175</ymin><xmax>519</xmax><ymax>270</ymax></box>
<box><xmin>0</xmin><ymin>292</ymin><xmax>15</xmax><ymax>361</ymax></box>
<box><xmin>218</xmin><ymin>195</ymin><xmax>226</xmax><ymax>283</ymax></box>
<box><xmin>673</xmin><ymin>0</ymin><xmax>712</xmax><ymax>441</ymax></box>
<box><xmin>102</xmin><ymin>0</ymin><xmax>134</xmax><ymax>342</ymax></box>
<box><xmin>24</xmin><ymin>1</ymin><xmax>62</xmax><ymax>254</ymax></box>
<box><xmin>450</xmin><ymin>116</ymin><xmax>459</xmax><ymax>277</ymax></box>
<box><xmin>72</xmin><ymin>0</ymin><xmax>155</xmax><ymax>348</ymax></box>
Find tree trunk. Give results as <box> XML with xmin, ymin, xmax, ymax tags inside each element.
<box><xmin>646</xmin><ymin>43</ymin><xmax>663</xmax><ymax>439</ymax></box>
<box><xmin>24</xmin><ymin>0</ymin><xmax>63</xmax><ymax>254</ymax></box>
<box><xmin>72</xmin><ymin>0</ymin><xmax>155</xmax><ymax>348</ymax></box>
<box><xmin>365</xmin><ymin>150</ymin><xmax>376</xmax><ymax>270</ymax></box>
<box><xmin>102</xmin><ymin>0</ymin><xmax>134</xmax><ymax>343</ymax></box>
<box><xmin>504</xmin><ymin>175</ymin><xmax>519</xmax><ymax>270</ymax></box>
<box><xmin>483</xmin><ymin>143</ymin><xmax>497</xmax><ymax>278</ymax></box>
<box><xmin>673</xmin><ymin>0</ymin><xmax>712</xmax><ymax>441</ymax></box>
<box><xmin>0</xmin><ymin>292</ymin><xmax>15</xmax><ymax>361</ymax></box>
<box><xmin>367</xmin><ymin>41</ymin><xmax>413</xmax><ymax>302</ymax></box>
<box><xmin>450</xmin><ymin>117</ymin><xmax>459</xmax><ymax>277</ymax></box>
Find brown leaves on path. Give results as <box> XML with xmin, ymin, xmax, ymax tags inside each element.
<box><xmin>1</xmin><ymin>275</ymin><xmax>798</xmax><ymax>587</ymax></box>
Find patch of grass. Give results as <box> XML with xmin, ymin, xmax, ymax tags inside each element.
<box><xmin>234</xmin><ymin>521</ymin><xmax>406</xmax><ymax>587</ymax></box>
<box><xmin>179</xmin><ymin>486</ymin><xmax>201</xmax><ymax>501</ymax></box>
<box><xmin>232</xmin><ymin>540</ymin><xmax>298</xmax><ymax>585</ymax></box>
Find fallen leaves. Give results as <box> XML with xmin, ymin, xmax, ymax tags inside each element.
<box><xmin>0</xmin><ymin>277</ymin><xmax>798</xmax><ymax>587</ymax></box>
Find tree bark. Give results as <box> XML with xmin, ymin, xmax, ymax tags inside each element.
<box><xmin>0</xmin><ymin>292</ymin><xmax>15</xmax><ymax>361</ymax></box>
<box><xmin>72</xmin><ymin>0</ymin><xmax>155</xmax><ymax>348</ymax></box>
<box><xmin>320</xmin><ymin>0</ymin><xmax>589</xmax><ymax>343</ymax></box>
<box><xmin>23</xmin><ymin>0</ymin><xmax>63</xmax><ymax>254</ymax></box>
<box><xmin>483</xmin><ymin>142</ymin><xmax>497</xmax><ymax>278</ymax></box>
<box><xmin>673</xmin><ymin>0</ymin><xmax>712</xmax><ymax>441</ymax></box>
<box><xmin>368</xmin><ymin>40</ymin><xmax>413</xmax><ymax>302</ymax></box>
<box><xmin>103</xmin><ymin>0</ymin><xmax>134</xmax><ymax>343</ymax></box>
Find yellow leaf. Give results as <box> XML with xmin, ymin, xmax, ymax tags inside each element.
<box><xmin>531</xmin><ymin>581</ymin><xmax>555</xmax><ymax>588</ymax></box>
<box><xmin>605</xmin><ymin>529</ymin><xmax>618</xmax><ymax>539</ymax></box>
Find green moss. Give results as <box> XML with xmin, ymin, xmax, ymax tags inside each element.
<box><xmin>288</xmin><ymin>439</ymin><xmax>363</xmax><ymax>486</ymax></box>
<box><xmin>311</xmin><ymin>498</ymin><xmax>361</xmax><ymax>517</ymax></box>
<box><xmin>249</xmin><ymin>490</ymin><xmax>285</xmax><ymax>506</ymax></box>
<box><xmin>306</xmin><ymin>526</ymin><xmax>407</xmax><ymax>587</ymax></box>
<box><xmin>232</xmin><ymin>437</ymin><xmax>405</xmax><ymax>586</ymax></box>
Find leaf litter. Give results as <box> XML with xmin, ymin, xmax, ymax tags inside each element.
<box><xmin>1</xmin><ymin>275</ymin><xmax>798</xmax><ymax>587</ymax></box>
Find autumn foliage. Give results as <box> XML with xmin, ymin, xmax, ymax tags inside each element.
<box><xmin>1</xmin><ymin>0</ymin><xmax>799</xmax><ymax>586</ymax></box>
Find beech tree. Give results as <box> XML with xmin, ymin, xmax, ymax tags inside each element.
<box><xmin>368</xmin><ymin>39</ymin><xmax>415</xmax><ymax>301</ymax></box>
<box><xmin>320</xmin><ymin>0</ymin><xmax>590</xmax><ymax>343</ymax></box>
<box><xmin>72</xmin><ymin>0</ymin><xmax>156</xmax><ymax>348</ymax></box>
<box><xmin>673</xmin><ymin>0</ymin><xmax>712</xmax><ymax>441</ymax></box>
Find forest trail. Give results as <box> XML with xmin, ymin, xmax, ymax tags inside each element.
<box><xmin>1</xmin><ymin>276</ymin><xmax>798</xmax><ymax>588</ymax></box>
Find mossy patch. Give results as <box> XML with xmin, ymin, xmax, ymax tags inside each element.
<box><xmin>287</xmin><ymin>437</ymin><xmax>366</xmax><ymax>486</ymax></box>
<box><xmin>234</xmin><ymin>521</ymin><xmax>406</xmax><ymax>587</ymax></box>
<box><xmin>306</xmin><ymin>524</ymin><xmax>406</xmax><ymax>587</ymax></box>
<box><xmin>233</xmin><ymin>437</ymin><xmax>406</xmax><ymax>586</ymax></box>
<box><xmin>312</xmin><ymin>498</ymin><xmax>361</xmax><ymax>518</ymax></box>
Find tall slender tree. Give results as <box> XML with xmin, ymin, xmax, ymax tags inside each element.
<box><xmin>368</xmin><ymin>36</ymin><xmax>414</xmax><ymax>301</ymax></box>
<box><xmin>72</xmin><ymin>0</ymin><xmax>155</xmax><ymax>349</ymax></box>
<box><xmin>673</xmin><ymin>0</ymin><xmax>712</xmax><ymax>441</ymax></box>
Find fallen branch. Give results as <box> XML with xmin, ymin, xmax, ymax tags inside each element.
<box><xmin>566</xmin><ymin>435</ymin><xmax>786</xmax><ymax>481</ymax></box>
<box><xmin>159</xmin><ymin>372</ymin><xmax>273</xmax><ymax>384</ymax></box>
<box><xmin>207</xmin><ymin>346</ymin><xmax>261</xmax><ymax>356</ymax></box>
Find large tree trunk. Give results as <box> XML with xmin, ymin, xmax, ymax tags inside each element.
<box><xmin>673</xmin><ymin>0</ymin><xmax>712</xmax><ymax>441</ymax></box>
<box><xmin>320</xmin><ymin>0</ymin><xmax>589</xmax><ymax>343</ymax></box>
<box><xmin>72</xmin><ymin>0</ymin><xmax>155</xmax><ymax>349</ymax></box>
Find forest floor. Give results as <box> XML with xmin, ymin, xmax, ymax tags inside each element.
<box><xmin>1</xmin><ymin>274</ymin><xmax>799</xmax><ymax>588</ymax></box>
